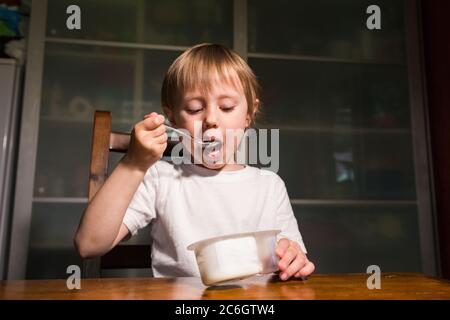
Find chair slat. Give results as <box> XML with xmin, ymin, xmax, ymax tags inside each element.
<box><xmin>88</xmin><ymin>111</ymin><xmax>111</xmax><ymax>202</ymax></box>
<box><xmin>110</xmin><ymin>131</ymin><xmax>130</xmax><ymax>153</ymax></box>
<box><xmin>101</xmin><ymin>245</ymin><xmax>151</xmax><ymax>269</ymax></box>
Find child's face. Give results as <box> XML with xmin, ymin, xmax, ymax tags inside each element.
<box><xmin>167</xmin><ymin>75</ymin><xmax>251</xmax><ymax>170</ymax></box>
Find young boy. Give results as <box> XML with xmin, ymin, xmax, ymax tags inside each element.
<box><xmin>74</xmin><ymin>43</ymin><xmax>315</xmax><ymax>281</ymax></box>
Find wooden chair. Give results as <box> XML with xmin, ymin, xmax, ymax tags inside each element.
<box><xmin>82</xmin><ymin>110</ymin><xmax>154</xmax><ymax>278</ymax></box>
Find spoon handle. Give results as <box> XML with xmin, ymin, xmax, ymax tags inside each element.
<box><xmin>164</xmin><ymin>123</ymin><xmax>193</xmax><ymax>140</ymax></box>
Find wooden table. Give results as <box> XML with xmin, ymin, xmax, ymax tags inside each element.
<box><xmin>1</xmin><ymin>273</ymin><xmax>450</xmax><ymax>300</ymax></box>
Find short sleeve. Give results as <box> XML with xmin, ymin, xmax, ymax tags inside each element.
<box><xmin>274</xmin><ymin>177</ymin><xmax>308</xmax><ymax>254</ymax></box>
<box><xmin>122</xmin><ymin>165</ymin><xmax>158</xmax><ymax>236</ymax></box>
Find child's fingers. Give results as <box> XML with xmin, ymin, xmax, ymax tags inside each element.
<box><xmin>294</xmin><ymin>261</ymin><xmax>315</xmax><ymax>278</ymax></box>
<box><xmin>142</xmin><ymin>114</ymin><xmax>165</xmax><ymax>131</ymax></box>
<box><xmin>278</xmin><ymin>245</ymin><xmax>297</xmax><ymax>271</ymax></box>
<box><xmin>143</xmin><ymin>112</ymin><xmax>158</xmax><ymax>119</ymax></box>
<box><xmin>276</xmin><ymin>238</ymin><xmax>290</xmax><ymax>258</ymax></box>
<box><xmin>153</xmin><ymin>132</ymin><xmax>168</xmax><ymax>144</ymax></box>
<box><xmin>280</xmin><ymin>254</ymin><xmax>307</xmax><ymax>281</ymax></box>
<box><xmin>137</xmin><ymin>116</ymin><xmax>160</xmax><ymax>130</ymax></box>
<box><xmin>149</xmin><ymin>124</ymin><xmax>166</xmax><ymax>137</ymax></box>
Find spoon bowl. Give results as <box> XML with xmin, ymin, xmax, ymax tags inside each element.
<box><xmin>164</xmin><ymin>123</ymin><xmax>222</xmax><ymax>150</ymax></box>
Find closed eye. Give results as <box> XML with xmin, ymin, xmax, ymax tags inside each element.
<box><xmin>221</xmin><ymin>106</ymin><xmax>235</xmax><ymax>112</ymax></box>
<box><xmin>186</xmin><ymin>108</ymin><xmax>203</xmax><ymax>115</ymax></box>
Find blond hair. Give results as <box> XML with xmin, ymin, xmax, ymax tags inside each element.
<box><xmin>161</xmin><ymin>43</ymin><xmax>260</xmax><ymax>124</ymax></box>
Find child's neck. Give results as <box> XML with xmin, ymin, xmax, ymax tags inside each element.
<box><xmin>197</xmin><ymin>163</ymin><xmax>246</xmax><ymax>171</ymax></box>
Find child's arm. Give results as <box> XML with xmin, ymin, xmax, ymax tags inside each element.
<box><xmin>74</xmin><ymin>113</ymin><xmax>167</xmax><ymax>258</ymax></box>
<box><xmin>272</xmin><ymin>176</ymin><xmax>315</xmax><ymax>280</ymax></box>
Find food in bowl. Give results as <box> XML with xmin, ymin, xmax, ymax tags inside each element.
<box><xmin>187</xmin><ymin>230</ymin><xmax>281</xmax><ymax>286</ymax></box>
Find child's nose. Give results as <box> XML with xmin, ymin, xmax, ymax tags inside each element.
<box><xmin>203</xmin><ymin>108</ymin><xmax>218</xmax><ymax>129</ymax></box>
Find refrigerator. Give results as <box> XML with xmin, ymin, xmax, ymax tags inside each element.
<box><xmin>0</xmin><ymin>58</ymin><xmax>22</xmax><ymax>280</ymax></box>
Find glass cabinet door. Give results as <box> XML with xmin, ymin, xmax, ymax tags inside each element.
<box><xmin>248</xmin><ymin>0</ymin><xmax>422</xmax><ymax>273</ymax></box>
<box><xmin>26</xmin><ymin>0</ymin><xmax>233</xmax><ymax>279</ymax></box>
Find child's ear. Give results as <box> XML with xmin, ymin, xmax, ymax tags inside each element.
<box><xmin>245</xmin><ymin>112</ymin><xmax>252</xmax><ymax>128</ymax></box>
<box><xmin>254</xmin><ymin>98</ymin><xmax>260</xmax><ymax>109</ymax></box>
<box><xmin>246</xmin><ymin>99</ymin><xmax>260</xmax><ymax>128</ymax></box>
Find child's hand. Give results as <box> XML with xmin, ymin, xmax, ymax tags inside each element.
<box><xmin>276</xmin><ymin>238</ymin><xmax>315</xmax><ymax>281</ymax></box>
<box><xmin>123</xmin><ymin>112</ymin><xmax>167</xmax><ymax>172</ymax></box>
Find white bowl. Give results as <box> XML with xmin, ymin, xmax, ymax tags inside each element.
<box><xmin>187</xmin><ymin>230</ymin><xmax>281</xmax><ymax>286</ymax></box>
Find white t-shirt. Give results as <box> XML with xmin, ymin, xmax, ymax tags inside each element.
<box><xmin>122</xmin><ymin>160</ymin><xmax>307</xmax><ymax>277</ymax></box>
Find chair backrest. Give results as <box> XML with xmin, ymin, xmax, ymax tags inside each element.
<box><xmin>82</xmin><ymin>110</ymin><xmax>151</xmax><ymax>278</ymax></box>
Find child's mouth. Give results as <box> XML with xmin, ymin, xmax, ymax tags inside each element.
<box><xmin>202</xmin><ymin>137</ymin><xmax>223</xmax><ymax>160</ymax></box>
<box><xmin>207</xmin><ymin>148</ymin><xmax>221</xmax><ymax>158</ymax></box>
<box><xmin>202</xmin><ymin>135</ymin><xmax>221</xmax><ymax>147</ymax></box>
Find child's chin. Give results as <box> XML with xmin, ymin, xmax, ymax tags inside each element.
<box><xmin>201</xmin><ymin>160</ymin><xmax>226</xmax><ymax>170</ymax></box>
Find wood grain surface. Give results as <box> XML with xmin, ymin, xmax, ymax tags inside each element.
<box><xmin>1</xmin><ymin>273</ymin><xmax>450</xmax><ymax>300</ymax></box>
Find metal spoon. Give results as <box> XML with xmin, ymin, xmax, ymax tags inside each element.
<box><xmin>164</xmin><ymin>122</ymin><xmax>222</xmax><ymax>150</ymax></box>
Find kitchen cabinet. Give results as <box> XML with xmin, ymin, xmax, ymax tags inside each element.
<box><xmin>6</xmin><ymin>0</ymin><xmax>438</xmax><ymax>279</ymax></box>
